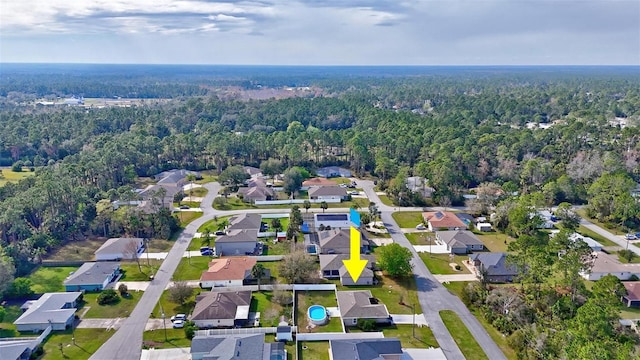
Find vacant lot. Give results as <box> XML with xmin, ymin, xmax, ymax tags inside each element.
<box><xmin>440</xmin><ymin>310</ymin><xmax>489</xmax><ymax>360</ymax></box>
<box><xmin>392</xmin><ymin>212</ymin><xmax>424</xmax><ymax>228</ymax></box>
<box><xmin>120</xmin><ymin>259</ymin><xmax>163</xmax><ymax>281</ymax></box>
<box><xmin>420</xmin><ymin>253</ymin><xmax>470</xmax><ymax>275</ymax></box>
<box><xmin>46</xmin><ymin>239</ymin><xmax>105</xmax><ymax>261</ymax></box>
<box><xmin>174</xmin><ymin>211</ymin><xmax>203</xmax><ymax>228</ymax></box>
<box><xmin>474</xmin><ymin>232</ymin><xmax>514</xmax><ymax>253</ymax></box>
<box><xmin>81</xmin><ymin>291</ymin><xmax>143</xmax><ymax>318</ymax></box>
<box><xmin>42</xmin><ymin>328</ymin><xmax>115</xmax><ymax>360</ymax></box>
<box><xmin>173</xmin><ymin>256</ymin><xmax>211</xmax><ymax>281</ymax></box>
<box><xmin>405</xmin><ymin>232</ymin><xmax>435</xmax><ymax>245</ymax></box>
<box><xmin>29</xmin><ymin>266</ymin><xmax>79</xmax><ymax>293</ymax></box>
<box><xmin>143</xmin><ymin>328</ymin><xmax>192</xmax><ymax>349</ymax></box>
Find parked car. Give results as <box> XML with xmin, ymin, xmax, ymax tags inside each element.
<box><xmin>171</xmin><ymin>314</ymin><xmax>187</xmax><ymax>322</ymax></box>
<box><xmin>625</xmin><ymin>234</ymin><xmax>637</xmax><ymax>240</ymax></box>
<box><xmin>179</xmin><ymin>205</ymin><xmax>190</xmax><ymax>209</ymax></box>
<box><xmin>416</xmin><ymin>224</ymin><xmax>427</xmax><ymax>230</ymax></box>
<box><xmin>214</xmin><ymin>231</ymin><xmax>226</xmax><ymax>236</ymax></box>
<box><xmin>172</xmin><ymin>320</ymin><xmax>185</xmax><ymax>328</ymax></box>
<box><xmin>636</xmin><ymin>233</ymin><xmax>640</xmax><ymax>239</ymax></box>
<box><xmin>350</xmin><ymin>191</ymin><xmax>359</xmax><ymax>195</ymax></box>
<box><xmin>200</xmin><ymin>247</ymin><xmax>214</xmax><ymax>256</ymax></box>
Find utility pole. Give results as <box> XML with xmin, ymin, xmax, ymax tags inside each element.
<box><xmin>160</xmin><ymin>303</ymin><xmax>168</xmax><ymax>341</ymax></box>
<box><xmin>412</xmin><ymin>303</ymin><xmax>416</xmax><ymax>338</ymax></box>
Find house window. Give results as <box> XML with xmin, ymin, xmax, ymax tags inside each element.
<box><xmin>353</xmin><ymin>319</ymin><xmax>357</xmax><ymax>324</ymax></box>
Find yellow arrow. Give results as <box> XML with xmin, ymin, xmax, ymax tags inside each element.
<box><xmin>342</xmin><ymin>227</ymin><xmax>368</xmax><ymax>283</ymax></box>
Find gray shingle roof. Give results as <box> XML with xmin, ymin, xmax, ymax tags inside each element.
<box><xmin>215</xmin><ymin>229</ymin><xmax>258</xmax><ymax>243</ymax></box>
<box><xmin>94</xmin><ymin>238</ymin><xmax>143</xmax><ymax>257</ymax></box>
<box><xmin>319</xmin><ymin>254</ymin><xmax>376</xmax><ymax>272</ymax></box>
<box><xmin>336</xmin><ymin>291</ymin><xmax>390</xmax><ymax>319</ymax></box>
<box><xmin>14</xmin><ymin>292</ymin><xmax>81</xmax><ymax>326</ymax></box>
<box><xmin>436</xmin><ymin>230</ymin><xmax>483</xmax><ymax>249</ymax></box>
<box><xmin>329</xmin><ymin>338</ymin><xmax>402</xmax><ymax>360</ymax></box>
<box><xmin>228</xmin><ymin>213</ymin><xmax>262</xmax><ymax>230</ymax></box>
<box><xmin>191</xmin><ymin>333</ymin><xmax>265</xmax><ymax>360</ymax></box>
<box><xmin>191</xmin><ymin>291</ymin><xmax>252</xmax><ymax>321</ymax></box>
<box><xmin>469</xmin><ymin>252</ymin><xmax>518</xmax><ymax>277</ymax></box>
<box><xmin>63</xmin><ymin>262</ymin><xmax>120</xmax><ymax>287</ymax></box>
<box><xmin>308</xmin><ymin>186</ymin><xmax>347</xmax><ymax>197</ymax></box>
<box><xmin>318</xmin><ymin>229</ymin><xmax>367</xmax><ymax>252</ymax></box>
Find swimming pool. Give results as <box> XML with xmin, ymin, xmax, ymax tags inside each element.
<box><xmin>308</xmin><ymin>305</ymin><xmax>328</xmax><ymax>325</ymax></box>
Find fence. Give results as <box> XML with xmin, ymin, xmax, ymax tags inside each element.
<box><xmin>261</xmin><ymin>213</ymin><xmax>290</xmax><ymax>219</ymax></box>
<box><xmin>41</xmin><ymin>261</ymin><xmax>85</xmax><ymax>267</ymax></box>
<box><xmin>254</xmin><ymin>198</ymin><xmax>341</xmax><ymax>205</ymax></box>
<box><xmin>296</xmin><ymin>332</ymin><xmax>384</xmax><ymax>341</ymax></box>
<box><xmin>292</xmin><ymin>284</ymin><xmax>336</xmax><ymax>291</ymax></box>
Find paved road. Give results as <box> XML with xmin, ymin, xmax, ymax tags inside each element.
<box><xmin>90</xmin><ymin>183</ymin><xmax>220</xmax><ymax>360</ymax></box>
<box><xmin>359</xmin><ymin>179</ymin><xmax>506</xmax><ymax>360</ymax></box>
<box><xmin>580</xmin><ymin>217</ymin><xmax>640</xmax><ymax>255</ymax></box>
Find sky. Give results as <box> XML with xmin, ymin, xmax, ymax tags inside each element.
<box><xmin>1</xmin><ymin>0</ymin><xmax>639</xmax><ymax>65</ymax></box>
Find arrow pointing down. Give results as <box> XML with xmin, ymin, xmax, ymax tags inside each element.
<box><xmin>342</xmin><ymin>226</ymin><xmax>368</xmax><ymax>282</ymax></box>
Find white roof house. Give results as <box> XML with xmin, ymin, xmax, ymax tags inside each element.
<box><xmin>95</xmin><ymin>237</ymin><xmax>143</xmax><ymax>261</ymax></box>
<box><xmin>14</xmin><ymin>292</ymin><xmax>81</xmax><ymax>332</ymax></box>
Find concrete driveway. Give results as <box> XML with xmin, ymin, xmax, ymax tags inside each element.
<box><xmin>391</xmin><ymin>314</ymin><xmax>429</xmax><ymax>326</ymax></box>
<box><xmin>77</xmin><ymin>318</ymin><xmax>124</xmax><ymax>330</ymax></box>
<box><xmin>433</xmin><ymin>274</ymin><xmax>479</xmax><ymax>283</ymax></box>
<box><xmin>141</xmin><ymin>348</ymin><xmax>191</xmax><ymax>360</ymax></box>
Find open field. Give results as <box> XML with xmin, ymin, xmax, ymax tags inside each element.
<box><xmin>419</xmin><ymin>253</ymin><xmax>470</xmax><ymax>275</ymax></box>
<box><xmin>29</xmin><ymin>266</ymin><xmax>79</xmax><ymax>293</ymax></box>
<box><xmin>81</xmin><ymin>291</ymin><xmax>143</xmax><ymax>318</ymax></box>
<box><xmin>0</xmin><ymin>167</ymin><xmax>35</xmax><ymax>186</ymax></box>
<box><xmin>41</xmin><ymin>328</ymin><xmax>115</xmax><ymax>360</ymax></box>
<box><xmin>46</xmin><ymin>239</ymin><xmax>105</xmax><ymax>261</ymax></box>
<box><xmin>392</xmin><ymin>212</ymin><xmax>424</xmax><ymax>228</ymax></box>
<box><xmin>440</xmin><ymin>310</ymin><xmax>489</xmax><ymax>360</ymax></box>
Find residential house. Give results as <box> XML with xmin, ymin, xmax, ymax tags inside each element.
<box><xmin>581</xmin><ymin>251</ymin><xmax>640</xmax><ymax>281</ymax></box>
<box><xmin>0</xmin><ymin>336</ymin><xmax>44</xmax><ymax>360</ymax></box>
<box><xmin>191</xmin><ymin>290</ymin><xmax>252</xmax><ymax>328</ymax></box>
<box><xmin>469</xmin><ymin>253</ymin><xmax>519</xmax><ymax>283</ymax></box>
<box><xmin>94</xmin><ymin>237</ymin><xmax>144</xmax><ymax>261</ymax></box>
<box><xmin>228</xmin><ymin>213</ymin><xmax>262</xmax><ymax>231</ymax></box>
<box><xmin>243</xmin><ymin>166</ymin><xmax>262</xmax><ymax>178</ymax></box>
<box><xmin>302</xmin><ymin>177</ymin><xmax>337</xmax><ymax>187</ymax></box>
<box><xmin>535</xmin><ymin>210</ymin><xmax>556</xmax><ymax>229</ymax></box>
<box><xmin>214</xmin><ymin>229</ymin><xmax>259</xmax><ymax>256</ymax></box>
<box><xmin>550</xmin><ymin>231</ymin><xmax>603</xmax><ymax>252</ymax></box>
<box><xmin>422</xmin><ymin>211</ymin><xmax>468</xmax><ymax>231</ymax></box>
<box><xmin>14</xmin><ymin>292</ymin><xmax>81</xmax><ymax>332</ymax></box>
<box><xmin>140</xmin><ymin>169</ymin><xmax>201</xmax><ymax>209</ymax></box>
<box><xmin>476</xmin><ymin>222</ymin><xmax>492</xmax><ymax>232</ymax></box>
<box><xmin>436</xmin><ymin>230</ymin><xmax>484</xmax><ymax>254</ymax></box>
<box><xmin>63</xmin><ymin>262</ymin><xmax>120</xmax><ymax>292</ymax></box>
<box><xmin>314</xmin><ymin>213</ymin><xmax>351</xmax><ymax>230</ymax></box>
<box><xmin>406</xmin><ymin>176</ymin><xmax>434</xmax><ymax>198</ymax></box>
<box><xmin>622</xmin><ymin>282</ymin><xmax>640</xmax><ymax>307</ymax></box>
<box><xmin>336</xmin><ymin>290</ymin><xmax>391</xmax><ymax>326</ymax></box>
<box><xmin>318</xmin><ymin>229</ymin><xmax>369</xmax><ymax>255</ymax></box>
<box><xmin>308</xmin><ymin>186</ymin><xmax>347</xmax><ymax>201</ymax></box>
<box><xmin>329</xmin><ymin>338</ymin><xmax>403</xmax><ymax>360</ymax></box>
<box><xmin>316</xmin><ymin>166</ymin><xmax>352</xmax><ymax>178</ymax></box>
<box><xmin>199</xmin><ymin>257</ymin><xmax>269</xmax><ymax>288</ymax></box>
<box><xmin>237</xmin><ymin>186</ymin><xmax>274</xmax><ymax>203</ymax></box>
<box><xmin>319</xmin><ymin>254</ymin><xmax>376</xmax><ymax>286</ymax></box>
<box><xmin>190</xmin><ymin>333</ymin><xmax>286</xmax><ymax>360</ymax></box>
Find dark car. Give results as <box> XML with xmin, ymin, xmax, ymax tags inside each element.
<box><xmin>200</xmin><ymin>247</ymin><xmax>213</xmax><ymax>255</ymax></box>
<box><xmin>179</xmin><ymin>205</ymin><xmax>190</xmax><ymax>209</ymax></box>
<box><xmin>214</xmin><ymin>231</ymin><xmax>226</xmax><ymax>236</ymax></box>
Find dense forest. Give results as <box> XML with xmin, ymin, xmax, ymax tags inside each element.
<box><xmin>0</xmin><ymin>65</ymin><xmax>639</xmax><ymax>357</ymax></box>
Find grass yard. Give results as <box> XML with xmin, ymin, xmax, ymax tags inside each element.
<box><xmin>577</xmin><ymin>225</ymin><xmax>620</xmax><ymax>247</ymax></box>
<box><xmin>295</xmin><ymin>290</ymin><xmax>342</xmax><ymax>333</ymax></box>
<box><xmin>392</xmin><ymin>212</ymin><xmax>424</xmax><ymax>228</ymax></box>
<box><xmin>189</xmin><ymin>235</ymin><xmax>216</xmax><ymax>251</ymax></box>
<box><xmin>442</xmin><ymin>282</ymin><xmax>517</xmax><ymax>360</ymax></box>
<box><xmin>0</xmin><ymin>167</ymin><xmax>35</xmax><ymax>186</ymax></box>
<box><xmin>195</xmin><ymin>171</ymin><xmax>218</xmax><ymax>184</ymax></box>
<box><xmin>378</xmin><ymin>194</ymin><xmax>394</xmax><ymax>206</ymax></box>
<box><xmin>0</xmin><ymin>305</ymin><xmax>26</xmax><ymax>337</ymax></box>
<box><xmin>619</xmin><ymin>306</ymin><xmax>640</xmax><ymax>320</ymax></box>
<box><xmin>339</xmin><ymin>275</ymin><xmax>420</xmax><ymax>314</ymax></box>
<box><xmin>577</xmin><ymin>209</ymin><xmax>625</xmax><ymax>235</ymax></box>
<box><xmin>266</xmin><ymin>217</ymin><xmax>290</xmax><ymax>232</ymax></box>
<box><xmin>198</xmin><ymin>216</ymin><xmax>232</xmax><ymax>233</ymax></box>
<box><xmin>143</xmin><ymin>328</ymin><xmax>191</xmax><ymax>349</ymax></box>
<box><xmin>214</xmin><ymin>197</ymin><xmax>258</xmax><ymax>210</ymax></box>
<box><xmin>440</xmin><ymin>310</ymin><xmax>489</xmax><ymax>360</ymax></box>
<box><xmin>298</xmin><ymin>341</ymin><xmax>330</xmax><ymax>360</ymax></box>
<box><xmin>617</xmin><ymin>251</ymin><xmax>640</xmax><ymax>263</ymax></box>
<box><xmin>259</xmin><ymin>261</ymin><xmax>286</xmax><ymax>283</ymax></box>
<box><xmin>188</xmin><ymin>186</ymin><xmax>208</xmax><ymax>198</ymax></box>
<box><xmin>146</xmin><ymin>239</ymin><xmax>176</xmax><ymax>252</ymax></box>
<box><xmin>348</xmin><ymin>324</ymin><xmax>438</xmax><ymax>349</ymax></box>
<box><xmin>153</xmin><ymin>288</ymin><xmax>204</xmax><ymax>318</ymax></box>
<box><xmin>250</xmin><ymin>291</ymin><xmax>294</xmax><ymax>327</ymax></box>
<box><xmin>41</xmin><ymin>328</ymin><xmax>115</xmax><ymax>360</ymax></box>
<box><xmin>173</xmin><ymin>256</ymin><xmax>211</xmax><ymax>281</ymax></box>
<box><xmin>29</xmin><ymin>266</ymin><xmax>79</xmax><ymax>293</ymax></box>
<box><xmin>264</xmin><ymin>240</ymin><xmax>294</xmax><ymax>255</ymax></box>
<box><xmin>419</xmin><ymin>253</ymin><xmax>470</xmax><ymax>275</ymax></box>
<box><xmin>80</xmin><ymin>291</ymin><xmax>143</xmax><ymax>318</ymax></box>
<box><xmin>46</xmin><ymin>239</ymin><xmax>104</xmax><ymax>261</ymax></box>
<box><xmin>474</xmin><ymin>232</ymin><xmax>514</xmax><ymax>253</ymax></box>
<box><xmin>405</xmin><ymin>232</ymin><xmax>435</xmax><ymax>245</ymax></box>
<box><xmin>363</xmin><ymin>228</ymin><xmax>392</xmax><ymax>239</ymax></box>
<box><xmin>120</xmin><ymin>259</ymin><xmax>163</xmax><ymax>281</ymax></box>
<box><xmin>174</xmin><ymin>211</ymin><xmax>203</xmax><ymax>228</ymax></box>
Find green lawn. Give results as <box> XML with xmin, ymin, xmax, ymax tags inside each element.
<box><xmin>577</xmin><ymin>225</ymin><xmax>619</xmax><ymax>247</ymax></box>
<box><xmin>120</xmin><ymin>259</ymin><xmax>163</xmax><ymax>281</ymax></box>
<box><xmin>259</xmin><ymin>261</ymin><xmax>286</xmax><ymax>283</ymax></box>
<box><xmin>577</xmin><ymin>209</ymin><xmax>625</xmax><ymax>235</ymax></box>
<box><xmin>298</xmin><ymin>341</ymin><xmax>329</xmax><ymax>360</ymax></box>
<box><xmin>266</xmin><ymin>217</ymin><xmax>290</xmax><ymax>232</ymax></box>
<box><xmin>474</xmin><ymin>232</ymin><xmax>514</xmax><ymax>253</ymax></box>
<box><xmin>214</xmin><ymin>197</ymin><xmax>258</xmax><ymax>210</ymax></box>
<box><xmin>295</xmin><ymin>290</ymin><xmax>342</xmax><ymax>333</ymax></box>
<box><xmin>143</xmin><ymin>328</ymin><xmax>192</xmax><ymax>349</ymax></box>
<box><xmin>0</xmin><ymin>167</ymin><xmax>35</xmax><ymax>187</ymax></box>
<box><xmin>619</xmin><ymin>305</ymin><xmax>640</xmax><ymax>320</ymax></box>
<box><xmin>46</xmin><ymin>239</ymin><xmax>104</xmax><ymax>262</ymax></box>
<box><xmin>363</xmin><ymin>228</ymin><xmax>392</xmax><ymax>239</ymax></box>
<box><xmin>195</xmin><ymin>171</ymin><xmax>218</xmax><ymax>184</ymax></box>
<box><xmin>378</xmin><ymin>194</ymin><xmax>394</xmax><ymax>206</ymax></box>
<box><xmin>189</xmin><ymin>187</ymin><xmax>208</xmax><ymax>198</ymax></box>
<box><xmin>41</xmin><ymin>328</ymin><xmax>115</xmax><ymax>360</ymax></box>
<box><xmin>617</xmin><ymin>251</ymin><xmax>640</xmax><ymax>264</ymax></box>
<box><xmin>198</xmin><ymin>216</ymin><xmax>232</xmax><ymax>233</ymax></box>
<box><xmin>440</xmin><ymin>310</ymin><xmax>489</xmax><ymax>360</ymax></box>
<box><xmin>29</xmin><ymin>266</ymin><xmax>79</xmax><ymax>293</ymax></box>
<box><xmin>264</xmin><ymin>240</ymin><xmax>293</xmax><ymax>255</ymax></box>
<box><xmin>174</xmin><ymin>211</ymin><xmax>203</xmax><ymax>228</ymax></box>
<box><xmin>189</xmin><ymin>235</ymin><xmax>216</xmax><ymax>251</ymax></box>
<box><xmin>0</xmin><ymin>305</ymin><xmax>26</xmax><ymax>337</ymax></box>
<box><xmin>348</xmin><ymin>324</ymin><xmax>438</xmax><ymax>349</ymax></box>
<box><xmin>405</xmin><ymin>232</ymin><xmax>435</xmax><ymax>245</ymax></box>
<box><xmin>442</xmin><ymin>282</ymin><xmax>517</xmax><ymax>360</ymax></box>
<box><xmin>153</xmin><ymin>288</ymin><xmax>204</xmax><ymax>318</ymax></box>
<box><xmin>250</xmin><ymin>291</ymin><xmax>294</xmax><ymax>327</ymax></box>
<box><xmin>80</xmin><ymin>291</ymin><xmax>143</xmax><ymax>318</ymax></box>
<box><xmin>419</xmin><ymin>253</ymin><xmax>470</xmax><ymax>275</ymax></box>
<box><xmin>392</xmin><ymin>212</ymin><xmax>424</xmax><ymax>228</ymax></box>
<box><xmin>338</xmin><ymin>275</ymin><xmax>420</xmax><ymax>314</ymax></box>
<box><xmin>173</xmin><ymin>256</ymin><xmax>211</xmax><ymax>281</ymax></box>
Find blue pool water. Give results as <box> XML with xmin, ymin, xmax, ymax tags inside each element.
<box><xmin>308</xmin><ymin>305</ymin><xmax>327</xmax><ymax>321</ymax></box>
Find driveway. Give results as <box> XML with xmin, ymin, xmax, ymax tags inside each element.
<box><xmin>433</xmin><ymin>274</ymin><xmax>479</xmax><ymax>283</ymax></box>
<box><xmin>77</xmin><ymin>318</ymin><xmax>124</xmax><ymax>330</ymax></box>
<box><xmin>391</xmin><ymin>314</ymin><xmax>429</xmax><ymax>326</ymax></box>
<box><xmin>580</xmin><ymin>217</ymin><xmax>640</xmax><ymax>256</ymax></box>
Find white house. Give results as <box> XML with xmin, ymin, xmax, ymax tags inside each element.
<box><xmin>581</xmin><ymin>252</ymin><xmax>640</xmax><ymax>281</ymax></box>
<box><xmin>94</xmin><ymin>237</ymin><xmax>144</xmax><ymax>261</ymax></box>
<box><xmin>14</xmin><ymin>293</ymin><xmax>81</xmax><ymax>332</ymax></box>
<box><xmin>308</xmin><ymin>186</ymin><xmax>347</xmax><ymax>201</ymax></box>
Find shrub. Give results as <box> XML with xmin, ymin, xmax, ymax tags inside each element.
<box><xmin>455</xmin><ymin>265</ymin><xmax>461</xmax><ymax>271</ymax></box>
<box><xmin>118</xmin><ymin>283</ymin><xmax>129</xmax><ymax>296</ymax></box>
<box><xmin>97</xmin><ymin>289</ymin><xmax>120</xmax><ymax>305</ymax></box>
<box><xmin>184</xmin><ymin>321</ymin><xmax>197</xmax><ymax>339</ymax></box>
<box><xmin>356</xmin><ymin>318</ymin><xmax>376</xmax><ymax>331</ymax></box>
<box><xmin>11</xmin><ymin>161</ymin><xmax>22</xmax><ymax>172</ymax></box>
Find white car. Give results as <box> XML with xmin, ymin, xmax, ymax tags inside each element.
<box><xmin>172</xmin><ymin>320</ymin><xmax>185</xmax><ymax>329</ymax></box>
<box><xmin>416</xmin><ymin>224</ymin><xmax>427</xmax><ymax>230</ymax></box>
<box><xmin>171</xmin><ymin>314</ymin><xmax>187</xmax><ymax>322</ymax></box>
